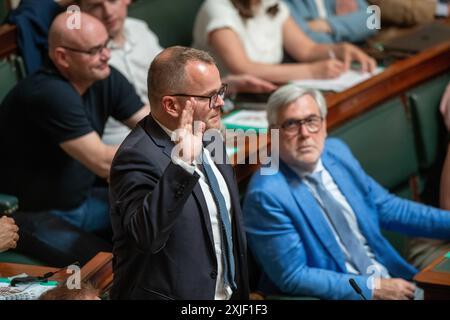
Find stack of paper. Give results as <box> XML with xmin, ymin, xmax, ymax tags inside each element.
<box><xmin>291</xmin><ymin>67</ymin><xmax>384</xmax><ymax>92</ymax></box>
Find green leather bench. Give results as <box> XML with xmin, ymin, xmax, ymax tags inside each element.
<box><xmin>128</xmin><ymin>0</ymin><xmax>203</xmax><ymax>47</ymax></box>
<box><xmin>330</xmin><ymin>97</ymin><xmax>420</xmax><ymax>195</ymax></box>
<box><xmin>408</xmin><ymin>73</ymin><xmax>450</xmax><ymax>170</ymax></box>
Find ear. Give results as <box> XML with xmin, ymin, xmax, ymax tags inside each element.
<box><xmin>124</xmin><ymin>0</ymin><xmax>131</xmax><ymax>6</ymax></box>
<box><xmin>161</xmin><ymin>96</ymin><xmax>182</xmax><ymax>118</ymax></box>
<box><xmin>322</xmin><ymin>118</ymin><xmax>328</xmax><ymax>137</ymax></box>
<box><xmin>53</xmin><ymin>48</ymin><xmax>70</xmax><ymax>69</ymax></box>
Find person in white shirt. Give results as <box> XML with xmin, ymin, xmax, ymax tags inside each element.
<box><xmin>193</xmin><ymin>0</ymin><xmax>377</xmax><ymax>84</ymax></box>
<box><xmin>76</xmin><ymin>0</ymin><xmax>162</xmax><ymax>145</ymax></box>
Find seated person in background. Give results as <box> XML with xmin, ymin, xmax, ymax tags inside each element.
<box><xmin>368</xmin><ymin>0</ymin><xmax>449</xmax><ymax>27</ymax></box>
<box><xmin>0</xmin><ymin>13</ymin><xmax>148</xmax><ymax>266</ymax></box>
<box><xmin>76</xmin><ymin>0</ymin><xmax>163</xmax><ymax>145</ymax></box>
<box><xmin>284</xmin><ymin>0</ymin><xmax>377</xmax><ymax>44</ymax></box>
<box><xmin>39</xmin><ymin>281</ymin><xmax>100</xmax><ymax>300</ymax></box>
<box><xmin>243</xmin><ymin>84</ymin><xmax>450</xmax><ymax>300</ymax></box>
<box><xmin>0</xmin><ymin>216</ymin><xmax>19</xmax><ymax>253</ymax></box>
<box><xmin>77</xmin><ymin>0</ymin><xmax>276</xmax><ymax>144</ymax></box>
<box><xmin>408</xmin><ymin>83</ymin><xmax>450</xmax><ymax>270</ymax></box>
<box><xmin>193</xmin><ymin>0</ymin><xmax>376</xmax><ymax>84</ymax></box>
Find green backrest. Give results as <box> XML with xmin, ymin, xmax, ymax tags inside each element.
<box><xmin>0</xmin><ymin>58</ymin><xmax>20</xmax><ymax>103</ymax></box>
<box><xmin>0</xmin><ymin>0</ymin><xmax>8</xmax><ymax>23</ymax></box>
<box><xmin>408</xmin><ymin>73</ymin><xmax>450</xmax><ymax>170</ymax></box>
<box><xmin>0</xmin><ymin>250</ymin><xmax>46</xmax><ymax>266</ymax></box>
<box><xmin>330</xmin><ymin>98</ymin><xmax>419</xmax><ymax>190</ymax></box>
<box><xmin>128</xmin><ymin>0</ymin><xmax>204</xmax><ymax>47</ymax></box>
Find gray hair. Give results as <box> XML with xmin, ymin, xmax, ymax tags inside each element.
<box><xmin>266</xmin><ymin>84</ymin><xmax>328</xmax><ymax>125</ymax></box>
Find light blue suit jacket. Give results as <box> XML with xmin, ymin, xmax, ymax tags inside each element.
<box><xmin>283</xmin><ymin>0</ymin><xmax>377</xmax><ymax>43</ymax></box>
<box><xmin>244</xmin><ymin>138</ymin><xmax>450</xmax><ymax>300</ymax></box>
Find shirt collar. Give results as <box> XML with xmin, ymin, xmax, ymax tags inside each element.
<box><xmin>152</xmin><ymin>116</ymin><xmax>174</xmax><ymax>138</ymax></box>
<box><xmin>290</xmin><ymin>159</ymin><xmax>324</xmax><ymax>179</ymax></box>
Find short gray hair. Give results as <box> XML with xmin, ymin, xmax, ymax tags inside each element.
<box><xmin>266</xmin><ymin>84</ymin><xmax>328</xmax><ymax>125</ymax></box>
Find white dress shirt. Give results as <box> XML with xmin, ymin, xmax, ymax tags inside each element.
<box><xmin>192</xmin><ymin>0</ymin><xmax>290</xmax><ymax>76</ymax></box>
<box><xmin>154</xmin><ymin>118</ymin><xmax>234</xmax><ymax>300</ymax></box>
<box><xmin>292</xmin><ymin>160</ymin><xmax>390</xmax><ymax>278</ymax></box>
<box><xmin>102</xmin><ymin>18</ymin><xmax>163</xmax><ymax>146</ymax></box>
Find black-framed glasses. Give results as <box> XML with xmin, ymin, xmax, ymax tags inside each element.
<box><xmin>170</xmin><ymin>83</ymin><xmax>228</xmax><ymax>109</ymax></box>
<box><xmin>279</xmin><ymin>115</ymin><xmax>323</xmax><ymax>135</ymax></box>
<box><xmin>61</xmin><ymin>38</ymin><xmax>111</xmax><ymax>56</ymax></box>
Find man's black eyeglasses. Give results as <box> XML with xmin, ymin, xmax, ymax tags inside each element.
<box><xmin>61</xmin><ymin>38</ymin><xmax>111</xmax><ymax>56</ymax></box>
<box><xmin>170</xmin><ymin>84</ymin><xmax>228</xmax><ymax>109</ymax></box>
<box><xmin>279</xmin><ymin>115</ymin><xmax>323</xmax><ymax>135</ymax></box>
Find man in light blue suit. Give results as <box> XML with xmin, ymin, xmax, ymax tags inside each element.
<box><xmin>284</xmin><ymin>0</ymin><xmax>377</xmax><ymax>43</ymax></box>
<box><xmin>243</xmin><ymin>84</ymin><xmax>450</xmax><ymax>300</ymax></box>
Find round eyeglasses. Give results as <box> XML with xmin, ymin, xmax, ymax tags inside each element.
<box><xmin>279</xmin><ymin>115</ymin><xmax>323</xmax><ymax>135</ymax></box>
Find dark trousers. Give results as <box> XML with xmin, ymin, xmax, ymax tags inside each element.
<box><xmin>12</xmin><ymin>187</ymin><xmax>112</xmax><ymax>267</ymax></box>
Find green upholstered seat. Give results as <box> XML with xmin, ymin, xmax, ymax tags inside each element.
<box><xmin>0</xmin><ymin>58</ymin><xmax>20</xmax><ymax>103</ymax></box>
<box><xmin>408</xmin><ymin>72</ymin><xmax>450</xmax><ymax>170</ymax></box>
<box><xmin>330</xmin><ymin>97</ymin><xmax>419</xmax><ymax>190</ymax></box>
<box><xmin>0</xmin><ymin>250</ymin><xmax>46</xmax><ymax>266</ymax></box>
<box><xmin>128</xmin><ymin>0</ymin><xmax>203</xmax><ymax>47</ymax></box>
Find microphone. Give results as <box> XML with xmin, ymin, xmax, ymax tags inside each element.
<box><xmin>349</xmin><ymin>278</ymin><xmax>367</xmax><ymax>300</ymax></box>
<box><xmin>10</xmin><ymin>261</ymin><xmax>80</xmax><ymax>287</ymax></box>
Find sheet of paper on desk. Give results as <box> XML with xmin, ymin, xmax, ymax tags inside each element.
<box><xmin>222</xmin><ymin>110</ymin><xmax>268</xmax><ymax>131</ymax></box>
<box><xmin>291</xmin><ymin>67</ymin><xmax>384</xmax><ymax>92</ymax></box>
<box><xmin>0</xmin><ymin>275</ymin><xmax>57</xmax><ymax>300</ymax></box>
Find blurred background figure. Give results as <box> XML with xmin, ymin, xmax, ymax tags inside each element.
<box><xmin>284</xmin><ymin>0</ymin><xmax>377</xmax><ymax>44</ymax></box>
<box><xmin>193</xmin><ymin>0</ymin><xmax>376</xmax><ymax>84</ymax></box>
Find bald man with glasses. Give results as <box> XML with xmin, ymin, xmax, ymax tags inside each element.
<box><xmin>0</xmin><ymin>12</ymin><xmax>149</xmax><ymax>266</ymax></box>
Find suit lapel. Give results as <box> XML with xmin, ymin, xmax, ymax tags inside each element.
<box><xmin>282</xmin><ymin>164</ymin><xmax>347</xmax><ymax>271</ymax></box>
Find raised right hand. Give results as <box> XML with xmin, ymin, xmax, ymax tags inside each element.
<box><xmin>0</xmin><ymin>216</ymin><xmax>19</xmax><ymax>253</ymax></box>
<box><xmin>172</xmin><ymin>99</ymin><xmax>205</xmax><ymax>164</ymax></box>
<box><xmin>372</xmin><ymin>278</ymin><xmax>416</xmax><ymax>300</ymax></box>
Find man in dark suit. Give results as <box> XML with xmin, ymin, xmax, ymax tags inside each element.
<box><xmin>109</xmin><ymin>46</ymin><xmax>249</xmax><ymax>300</ymax></box>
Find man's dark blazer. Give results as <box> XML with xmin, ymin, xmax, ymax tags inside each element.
<box><xmin>109</xmin><ymin>115</ymin><xmax>249</xmax><ymax>300</ymax></box>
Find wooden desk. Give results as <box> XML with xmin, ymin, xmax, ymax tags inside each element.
<box><xmin>414</xmin><ymin>254</ymin><xmax>450</xmax><ymax>300</ymax></box>
<box><xmin>231</xmin><ymin>41</ymin><xmax>450</xmax><ymax>183</ymax></box>
<box><xmin>0</xmin><ymin>252</ymin><xmax>113</xmax><ymax>294</ymax></box>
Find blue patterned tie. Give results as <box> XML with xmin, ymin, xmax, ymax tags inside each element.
<box><xmin>201</xmin><ymin>150</ymin><xmax>237</xmax><ymax>290</ymax></box>
<box><xmin>306</xmin><ymin>171</ymin><xmax>374</xmax><ymax>275</ymax></box>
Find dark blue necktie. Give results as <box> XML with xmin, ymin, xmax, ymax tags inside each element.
<box><xmin>306</xmin><ymin>171</ymin><xmax>374</xmax><ymax>275</ymax></box>
<box><xmin>201</xmin><ymin>150</ymin><xmax>237</xmax><ymax>291</ymax></box>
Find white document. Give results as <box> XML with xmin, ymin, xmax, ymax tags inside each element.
<box><xmin>291</xmin><ymin>67</ymin><xmax>384</xmax><ymax>92</ymax></box>
<box><xmin>0</xmin><ymin>274</ymin><xmax>57</xmax><ymax>300</ymax></box>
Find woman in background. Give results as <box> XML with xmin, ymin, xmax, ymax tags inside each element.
<box><xmin>193</xmin><ymin>0</ymin><xmax>376</xmax><ymax>84</ymax></box>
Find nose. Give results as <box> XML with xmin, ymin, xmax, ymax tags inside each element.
<box><xmin>298</xmin><ymin>123</ymin><xmax>311</xmax><ymax>138</ymax></box>
<box><xmin>212</xmin><ymin>94</ymin><xmax>225</xmax><ymax>109</ymax></box>
<box><xmin>100</xmin><ymin>47</ymin><xmax>110</xmax><ymax>61</ymax></box>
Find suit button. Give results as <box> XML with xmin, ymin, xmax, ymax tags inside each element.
<box><xmin>210</xmin><ymin>271</ymin><xmax>217</xmax><ymax>279</ymax></box>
